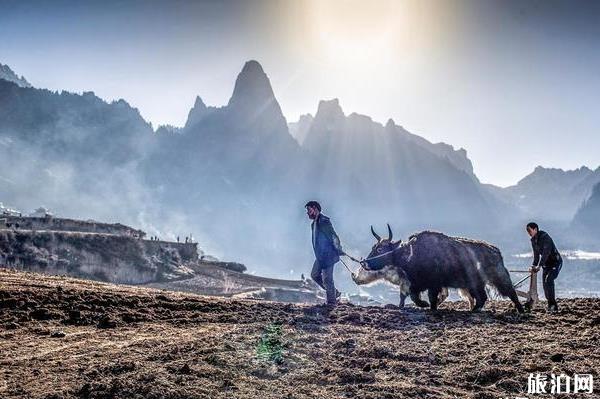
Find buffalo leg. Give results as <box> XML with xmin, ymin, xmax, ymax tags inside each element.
<box><xmin>496</xmin><ymin>280</ymin><xmax>525</xmax><ymax>313</ymax></box>
<box><xmin>410</xmin><ymin>289</ymin><xmax>429</xmax><ymax>308</ymax></box>
<box><xmin>472</xmin><ymin>285</ymin><xmax>488</xmax><ymax>312</ymax></box>
<box><xmin>428</xmin><ymin>287</ymin><xmax>442</xmax><ymax>311</ymax></box>
<box><xmin>492</xmin><ymin>271</ymin><xmax>526</xmax><ymax>313</ymax></box>
<box><xmin>509</xmin><ymin>291</ymin><xmax>525</xmax><ymax>313</ymax></box>
<box><xmin>437</xmin><ymin>287</ymin><xmax>449</xmax><ymax>306</ymax></box>
<box><xmin>458</xmin><ymin>289</ymin><xmax>475</xmax><ymax>310</ymax></box>
<box><xmin>399</xmin><ymin>293</ymin><xmax>407</xmax><ymax>308</ymax></box>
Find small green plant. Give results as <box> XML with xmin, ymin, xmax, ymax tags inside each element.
<box><xmin>256</xmin><ymin>323</ymin><xmax>284</xmax><ymax>364</ymax></box>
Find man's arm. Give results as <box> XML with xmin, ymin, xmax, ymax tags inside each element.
<box><xmin>538</xmin><ymin>235</ymin><xmax>554</xmax><ymax>267</ymax></box>
<box><xmin>320</xmin><ymin>218</ymin><xmax>343</xmax><ymax>254</ymax></box>
<box><xmin>531</xmin><ymin>240</ymin><xmax>540</xmax><ymax>270</ymax></box>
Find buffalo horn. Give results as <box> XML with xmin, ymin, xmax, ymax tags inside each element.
<box><xmin>370</xmin><ymin>225</ymin><xmax>381</xmax><ymax>241</ymax></box>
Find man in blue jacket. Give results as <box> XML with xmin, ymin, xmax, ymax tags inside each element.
<box><xmin>305</xmin><ymin>201</ymin><xmax>343</xmax><ymax>306</ymax></box>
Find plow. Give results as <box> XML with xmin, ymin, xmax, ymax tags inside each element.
<box><xmin>510</xmin><ymin>268</ymin><xmax>539</xmax><ymax>305</ymax></box>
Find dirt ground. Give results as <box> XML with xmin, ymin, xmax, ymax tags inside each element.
<box><xmin>1</xmin><ymin>268</ymin><xmax>599</xmax><ymax>399</ymax></box>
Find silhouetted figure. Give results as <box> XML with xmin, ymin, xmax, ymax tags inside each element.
<box><xmin>526</xmin><ymin>222</ymin><xmax>562</xmax><ymax>312</ymax></box>
<box><xmin>305</xmin><ymin>201</ymin><xmax>343</xmax><ymax>306</ymax></box>
<box><xmin>177</xmin><ymin>236</ymin><xmax>180</xmax><ymax>243</ymax></box>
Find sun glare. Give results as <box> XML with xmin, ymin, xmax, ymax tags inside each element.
<box><xmin>308</xmin><ymin>0</ymin><xmax>402</xmax><ymax>74</ymax></box>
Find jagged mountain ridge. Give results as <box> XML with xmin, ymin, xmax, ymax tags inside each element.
<box><xmin>299</xmin><ymin>99</ymin><xmax>498</xmax><ymax>231</ymax></box>
<box><xmin>146</xmin><ymin>60</ymin><xmax>306</xmax><ymax>198</ymax></box>
<box><xmin>501</xmin><ymin>166</ymin><xmax>600</xmax><ymax>221</ymax></box>
<box><xmin>290</xmin><ymin>110</ymin><xmax>475</xmax><ymax>178</ymax></box>
<box><xmin>0</xmin><ymin>76</ymin><xmax>155</xmax><ymax>225</ymax></box>
<box><xmin>288</xmin><ymin>113</ymin><xmax>313</xmax><ymax>145</ymax></box>
<box><xmin>0</xmin><ymin>81</ymin><xmax>153</xmax><ymax>162</ymax></box>
<box><xmin>0</xmin><ymin>63</ymin><xmax>31</xmax><ymax>88</ymax></box>
<box><xmin>0</xmin><ymin>60</ymin><xmax>525</xmax><ymax>273</ymax></box>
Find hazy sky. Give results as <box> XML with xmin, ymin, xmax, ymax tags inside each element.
<box><xmin>1</xmin><ymin>0</ymin><xmax>599</xmax><ymax>186</ymax></box>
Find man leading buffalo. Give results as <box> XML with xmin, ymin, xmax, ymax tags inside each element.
<box><xmin>305</xmin><ymin>201</ymin><xmax>343</xmax><ymax>306</ymax></box>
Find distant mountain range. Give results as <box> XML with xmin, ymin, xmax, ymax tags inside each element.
<box><xmin>501</xmin><ymin>166</ymin><xmax>600</xmax><ymax>222</ymax></box>
<box><xmin>0</xmin><ymin>74</ymin><xmax>154</xmax><ymax>227</ymax></box>
<box><xmin>0</xmin><ymin>60</ymin><xmax>598</xmax><ymax>274</ymax></box>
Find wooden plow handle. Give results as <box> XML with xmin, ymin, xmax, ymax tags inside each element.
<box><xmin>512</xmin><ymin>269</ymin><xmax>539</xmax><ymax>304</ymax></box>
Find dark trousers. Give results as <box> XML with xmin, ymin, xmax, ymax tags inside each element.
<box><xmin>542</xmin><ymin>260</ymin><xmax>562</xmax><ymax>308</ymax></box>
<box><xmin>311</xmin><ymin>259</ymin><xmax>337</xmax><ymax>304</ymax></box>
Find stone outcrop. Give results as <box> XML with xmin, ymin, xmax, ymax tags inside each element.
<box><xmin>2</xmin><ymin>215</ymin><xmax>146</xmax><ymax>238</ymax></box>
<box><xmin>0</xmin><ymin>229</ymin><xmax>197</xmax><ymax>284</ymax></box>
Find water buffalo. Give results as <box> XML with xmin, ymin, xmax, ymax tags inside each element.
<box><xmin>351</xmin><ymin>225</ymin><xmax>474</xmax><ymax>308</ymax></box>
<box><xmin>352</xmin><ymin>263</ymin><xmax>474</xmax><ymax>309</ymax></box>
<box><xmin>358</xmin><ymin>227</ymin><xmax>524</xmax><ymax>313</ymax></box>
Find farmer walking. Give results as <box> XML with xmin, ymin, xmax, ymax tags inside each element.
<box><xmin>526</xmin><ymin>222</ymin><xmax>563</xmax><ymax>312</ymax></box>
<box><xmin>305</xmin><ymin>201</ymin><xmax>343</xmax><ymax>306</ymax></box>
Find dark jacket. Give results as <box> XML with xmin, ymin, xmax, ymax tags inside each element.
<box><xmin>311</xmin><ymin>213</ymin><xmax>342</xmax><ymax>266</ymax></box>
<box><xmin>531</xmin><ymin>230</ymin><xmax>562</xmax><ymax>268</ymax></box>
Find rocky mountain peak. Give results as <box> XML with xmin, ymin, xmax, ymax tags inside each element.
<box><xmin>288</xmin><ymin>114</ymin><xmax>314</xmax><ymax>145</ymax></box>
<box><xmin>313</xmin><ymin>98</ymin><xmax>345</xmax><ymax>124</ymax></box>
<box><xmin>0</xmin><ymin>63</ymin><xmax>32</xmax><ymax>88</ymax></box>
<box><xmin>192</xmin><ymin>95</ymin><xmax>206</xmax><ymax>110</ymax></box>
<box><xmin>184</xmin><ymin>95</ymin><xmax>209</xmax><ymax>129</ymax></box>
<box><xmin>227</xmin><ymin>60</ymin><xmax>276</xmax><ymax>109</ymax></box>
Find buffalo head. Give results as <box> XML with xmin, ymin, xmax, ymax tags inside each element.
<box><xmin>361</xmin><ymin>224</ymin><xmax>402</xmax><ymax>270</ymax></box>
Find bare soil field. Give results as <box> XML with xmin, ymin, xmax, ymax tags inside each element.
<box><xmin>1</xmin><ymin>268</ymin><xmax>599</xmax><ymax>399</ymax></box>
